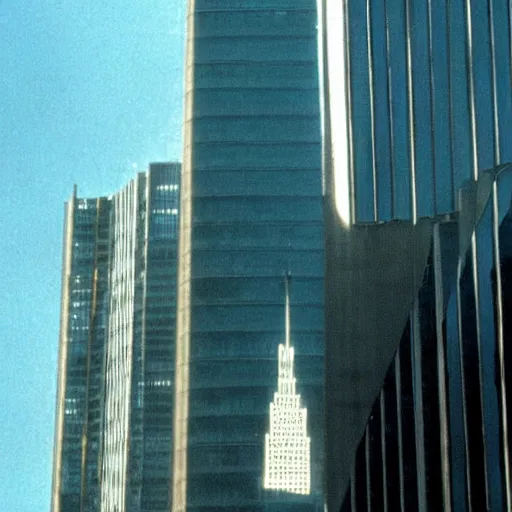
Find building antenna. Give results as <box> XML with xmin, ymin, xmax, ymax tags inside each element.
<box><xmin>285</xmin><ymin>271</ymin><xmax>291</xmax><ymax>348</ymax></box>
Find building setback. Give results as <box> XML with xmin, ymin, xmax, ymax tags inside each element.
<box><xmin>51</xmin><ymin>163</ymin><xmax>180</xmax><ymax>512</ymax></box>
<box><xmin>339</xmin><ymin>165</ymin><xmax>512</xmax><ymax>511</ymax></box>
<box><xmin>172</xmin><ymin>0</ymin><xmax>324</xmax><ymax>509</ymax></box>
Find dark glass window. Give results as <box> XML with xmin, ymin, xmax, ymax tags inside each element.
<box><xmin>430</xmin><ymin>1</ymin><xmax>453</xmax><ymax>214</ymax></box>
<box><xmin>354</xmin><ymin>436</ymin><xmax>368</xmax><ymax>512</ymax></box>
<box><xmin>459</xmin><ymin>251</ymin><xmax>487</xmax><ymax>510</ymax></box>
<box><xmin>191</xmin><ymin>304</ymin><xmax>324</xmax><ymax>332</ymax></box>
<box><xmin>398</xmin><ymin>320</ymin><xmax>418</xmax><ymax>510</ymax></box>
<box><xmin>193</xmin><ymin>142</ymin><xmax>320</xmax><ymax>170</ymax></box>
<box><xmin>367</xmin><ymin>398</ymin><xmax>384</xmax><ymax>509</ymax></box>
<box><xmin>369</xmin><ymin>0</ymin><xmax>392</xmax><ymax>220</ymax></box>
<box><xmin>409</xmin><ymin>0</ymin><xmax>434</xmax><ymax>218</ymax></box>
<box><xmin>195</xmin><ymin>10</ymin><xmax>316</xmax><ymax>37</ymax></box>
<box><xmin>348</xmin><ymin>0</ymin><xmax>374</xmax><ymax>222</ymax></box>
<box><xmin>192</xmin><ymin>276</ymin><xmax>324</xmax><ymax>305</ymax></box>
<box><xmin>189</xmin><ymin>387</ymin><xmax>270</xmax><ymax>417</ymax></box>
<box><xmin>194</xmin><ymin>36</ymin><xmax>317</xmax><ymax>63</ymax></box>
<box><xmin>195</xmin><ymin>0</ymin><xmax>312</xmax><ymax>9</ymax></box>
<box><xmin>448</xmin><ymin>0</ymin><xmax>472</xmax><ymax>193</ymax></box>
<box><xmin>193</xmin><ymin>116</ymin><xmax>320</xmax><ymax>144</ymax></box>
<box><xmin>191</xmin><ymin>330</ymin><xmax>324</xmax><ymax>359</ymax></box>
<box><xmin>445</xmin><ymin>290</ymin><xmax>468</xmax><ymax>511</ymax></box>
<box><xmin>470</xmin><ymin>0</ymin><xmax>495</xmax><ymax>172</ymax></box>
<box><xmin>498</xmin><ymin>203</ymin><xmax>512</xmax><ymax>486</ymax></box>
<box><xmin>194</xmin><ymin>62</ymin><xmax>318</xmax><ymax>89</ymax></box>
<box><xmin>492</xmin><ymin>3</ymin><xmax>512</xmax><ymax>163</ymax></box>
<box><xmin>385</xmin><ymin>0</ymin><xmax>411</xmax><ymax>219</ymax></box>
<box><xmin>416</xmin><ymin>260</ymin><xmax>443</xmax><ymax>509</ymax></box>
<box><xmin>193</xmin><ymin>196</ymin><xmax>322</xmax><ymax>222</ymax></box>
<box><xmin>192</xmin><ymin>222</ymin><xmax>324</xmax><ymax>251</ymax></box>
<box><xmin>475</xmin><ymin>201</ymin><xmax>504</xmax><ymax>509</ymax></box>
<box><xmin>191</xmin><ymin>249</ymin><xmax>323</xmax><ymax>278</ymax></box>
<box><xmin>383</xmin><ymin>367</ymin><xmax>400</xmax><ymax>511</ymax></box>
<box><xmin>193</xmin><ymin>89</ymin><xmax>318</xmax><ymax>118</ymax></box>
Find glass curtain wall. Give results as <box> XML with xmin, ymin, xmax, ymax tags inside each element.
<box><xmin>174</xmin><ymin>0</ymin><xmax>324</xmax><ymax>509</ymax></box>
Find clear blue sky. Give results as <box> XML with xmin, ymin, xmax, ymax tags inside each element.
<box><xmin>0</xmin><ymin>1</ymin><xmax>184</xmax><ymax>510</ymax></box>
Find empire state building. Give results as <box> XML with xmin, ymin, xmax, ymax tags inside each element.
<box><xmin>264</xmin><ymin>275</ymin><xmax>311</xmax><ymax>495</ymax></box>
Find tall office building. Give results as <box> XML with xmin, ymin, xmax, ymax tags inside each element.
<box><xmin>173</xmin><ymin>0</ymin><xmax>324</xmax><ymax>509</ymax></box>
<box><xmin>51</xmin><ymin>163</ymin><xmax>180</xmax><ymax>512</ymax></box>
<box><xmin>339</xmin><ymin>165</ymin><xmax>512</xmax><ymax>511</ymax></box>
<box><xmin>320</xmin><ymin>0</ymin><xmax>512</xmax><ymax>509</ymax></box>
<box><xmin>322</xmin><ymin>0</ymin><xmax>512</xmax><ymax>224</ymax></box>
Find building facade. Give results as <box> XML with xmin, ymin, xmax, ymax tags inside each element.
<box><xmin>322</xmin><ymin>0</ymin><xmax>512</xmax><ymax>224</ymax></box>
<box><xmin>339</xmin><ymin>165</ymin><xmax>512</xmax><ymax>511</ymax></box>
<box><xmin>321</xmin><ymin>0</ymin><xmax>512</xmax><ymax>510</ymax></box>
<box><xmin>51</xmin><ymin>163</ymin><xmax>180</xmax><ymax>512</ymax></box>
<box><xmin>173</xmin><ymin>0</ymin><xmax>324</xmax><ymax>509</ymax></box>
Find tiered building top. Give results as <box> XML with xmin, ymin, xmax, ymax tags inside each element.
<box><xmin>264</xmin><ymin>275</ymin><xmax>311</xmax><ymax>495</ymax></box>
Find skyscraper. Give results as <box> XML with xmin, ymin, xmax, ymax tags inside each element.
<box><xmin>264</xmin><ymin>275</ymin><xmax>311</xmax><ymax>496</ymax></box>
<box><xmin>339</xmin><ymin>165</ymin><xmax>512</xmax><ymax>511</ymax></box>
<box><xmin>173</xmin><ymin>0</ymin><xmax>324</xmax><ymax>509</ymax></box>
<box><xmin>320</xmin><ymin>0</ymin><xmax>512</xmax><ymax>510</ymax></box>
<box><xmin>51</xmin><ymin>163</ymin><xmax>180</xmax><ymax>512</ymax></box>
<box><xmin>322</xmin><ymin>0</ymin><xmax>512</xmax><ymax>224</ymax></box>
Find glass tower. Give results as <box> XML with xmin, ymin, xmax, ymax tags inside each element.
<box><xmin>322</xmin><ymin>0</ymin><xmax>512</xmax><ymax>224</ymax></box>
<box><xmin>51</xmin><ymin>163</ymin><xmax>180</xmax><ymax>512</ymax></box>
<box><xmin>321</xmin><ymin>1</ymin><xmax>512</xmax><ymax>509</ymax></box>
<box><xmin>173</xmin><ymin>0</ymin><xmax>324</xmax><ymax>510</ymax></box>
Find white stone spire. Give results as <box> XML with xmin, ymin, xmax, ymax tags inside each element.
<box><xmin>264</xmin><ymin>274</ymin><xmax>311</xmax><ymax>495</ymax></box>
<box><xmin>285</xmin><ymin>272</ymin><xmax>290</xmax><ymax>349</ymax></box>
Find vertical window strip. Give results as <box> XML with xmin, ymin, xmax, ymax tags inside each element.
<box><xmin>411</xmin><ymin>304</ymin><xmax>427</xmax><ymax>512</ymax></box>
<box><xmin>475</xmin><ymin>202</ymin><xmax>505</xmax><ymax>509</ymax></box>
<box><xmin>405</xmin><ymin>0</ymin><xmax>417</xmax><ymax>223</ymax></box>
<box><xmin>364</xmin><ymin>426</ymin><xmax>371</xmax><ymax>509</ymax></box>
<box><xmin>384</xmin><ymin>0</ymin><xmax>397</xmax><ymax>220</ymax></box>
<box><xmin>489</xmin><ymin>0</ymin><xmax>501</xmax><ymax>164</ymax></box>
<box><xmin>384</xmin><ymin>0</ymin><xmax>394</xmax><ymax>221</ymax></box>
<box><xmin>409</xmin><ymin>0</ymin><xmax>435</xmax><ymax>219</ymax></box>
<box><xmin>101</xmin><ymin>183</ymin><xmax>137</xmax><ymax>512</ymax></box>
<box><xmin>380</xmin><ymin>392</ymin><xmax>389</xmax><ymax>512</ymax></box>
<box><xmin>430</xmin><ymin>0</ymin><xmax>455</xmax><ymax>214</ymax></box>
<box><xmin>394</xmin><ymin>353</ymin><xmax>405</xmax><ymax>512</ymax></box>
<box><xmin>427</xmin><ymin>0</ymin><xmax>438</xmax><ymax>215</ymax></box>
<box><xmin>370</xmin><ymin>0</ymin><xmax>393</xmax><ymax>221</ymax></box>
<box><xmin>348</xmin><ymin>0</ymin><xmax>374</xmax><ymax>222</ymax></box>
<box><xmin>465</xmin><ymin>0</ymin><xmax>479</xmax><ymax>179</ymax></box>
<box><xmin>325</xmin><ymin>0</ymin><xmax>352</xmax><ymax>224</ymax></box>
<box><xmin>367</xmin><ymin>0</ymin><xmax>378</xmax><ymax>222</ymax></box>
<box><xmin>433</xmin><ymin>224</ymin><xmax>452</xmax><ymax>511</ymax></box>
<box><xmin>493</xmin><ymin>177</ymin><xmax>512</xmax><ymax>510</ymax></box>
<box><xmin>344</xmin><ymin>0</ymin><xmax>356</xmax><ymax>225</ymax></box>
<box><xmin>470</xmin><ymin>232</ymin><xmax>492</xmax><ymax>510</ymax></box>
<box><xmin>385</xmin><ymin>0</ymin><xmax>411</xmax><ymax>220</ymax></box>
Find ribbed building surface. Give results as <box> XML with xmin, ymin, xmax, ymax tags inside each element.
<box><xmin>173</xmin><ymin>0</ymin><xmax>324</xmax><ymax>510</ymax></box>
<box><xmin>339</xmin><ymin>165</ymin><xmax>512</xmax><ymax>511</ymax></box>
<box><xmin>323</xmin><ymin>0</ymin><xmax>512</xmax><ymax>223</ymax></box>
<box><xmin>51</xmin><ymin>163</ymin><xmax>180</xmax><ymax>512</ymax></box>
<box><xmin>321</xmin><ymin>1</ymin><xmax>512</xmax><ymax>510</ymax></box>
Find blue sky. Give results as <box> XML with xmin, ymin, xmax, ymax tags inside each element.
<box><xmin>0</xmin><ymin>1</ymin><xmax>184</xmax><ymax>510</ymax></box>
